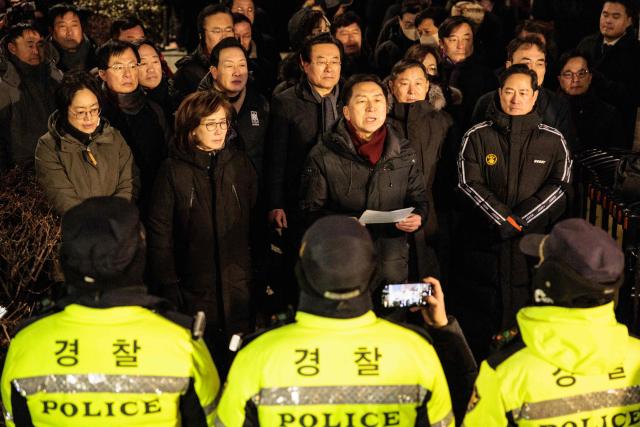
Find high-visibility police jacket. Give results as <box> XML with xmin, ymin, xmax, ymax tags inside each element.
<box><xmin>1</xmin><ymin>303</ymin><xmax>220</xmax><ymax>427</ymax></box>
<box><xmin>462</xmin><ymin>302</ymin><xmax>640</xmax><ymax>426</ymax></box>
<box><xmin>215</xmin><ymin>310</ymin><xmax>454</xmax><ymax>427</ymax></box>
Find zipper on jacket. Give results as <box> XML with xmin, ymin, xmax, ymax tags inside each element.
<box><xmin>383</xmin><ymin>162</ymin><xmax>395</xmax><ymax>188</ymax></box>
<box><xmin>189</xmin><ymin>187</ymin><xmax>195</xmax><ymax>208</ymax></box>
<box><xmin>84</xmin><ymin>147</ymin><xmax>98</xmax><ymax>167</ymax></box>
<box><xmin>232</xmin><ymin>184</ymin><xmax>241</xmax><ymax>208</ymax></box>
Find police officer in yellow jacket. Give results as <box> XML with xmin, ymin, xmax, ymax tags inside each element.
<box><xmin>463</xmin><ymin>218</ymin><xmax>640</xmax><ymax>427</ymax></box>
<box><xmin>1</xmin><ymin>197</ymin><xmax>220</xmax><ymax>427</ymax></box>
<box><xmin>215</xmin><ymin>215</ymin><xmax>454</xmax><ymax>427</ymax></box>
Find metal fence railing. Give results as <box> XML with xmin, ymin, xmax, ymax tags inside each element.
<box><xmin>573</xmin><ymin>149</ymin><xmax>640</xmax><ymax>335</ymax></box>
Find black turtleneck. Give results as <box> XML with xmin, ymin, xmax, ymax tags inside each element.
<box><xmin>60</xmin><ymin>114</ymin><xmax>103</xmax><ymax>145</ymax></box>
<box><xmin>227</xmin><ymin>91</ymin><xmax>242</xmax><ymax>104</ymax></box>
<box><xmin>145</xmin><ymin>78</ymin><xmax>170</xmax><ymax>108</ymax></box>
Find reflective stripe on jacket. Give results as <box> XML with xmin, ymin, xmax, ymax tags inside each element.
<box><xmin>215</xmin><ymin>310</ymin><xmax>453</xmax><ymax>427</ymax></box>
<box><xmin>462</xmin><ymin>303</ymin><xmax>640</xmax><ymax>426</ymax></box>
<box><xmin>1</xmin><ymin>304</ymin><xmax>220</xmax><ymax>426</ymax></box>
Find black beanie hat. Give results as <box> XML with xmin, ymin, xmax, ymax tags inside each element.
<box><xmin>60</xmin><ymin>197</ymin><xmax>145</xmax><ymax>290</ymax></box>
<box><xmin>297</xmin><ymin>215</ymin><xmax>377</xmax><ymax>301</ymax></box>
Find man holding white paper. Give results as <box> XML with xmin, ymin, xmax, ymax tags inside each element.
<box><xmin>300</xmin><ymin>74</ymin><xmax>428</xmax><ymax>287</ymax></box>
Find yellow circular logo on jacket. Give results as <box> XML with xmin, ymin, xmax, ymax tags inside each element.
<box><xmin>486</xmin><ymin>154</ymin><xmax>498</xmax><ymax>166</ymax></box>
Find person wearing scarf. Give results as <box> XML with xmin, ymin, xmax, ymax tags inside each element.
<box><xmin>300</xmin><ymin>74</ymin><xmax>428</xmax><ymax>290</ymax></box>
<box><xmin>97</xmin><ymin>40</ymin><xmax>169</xmax><ymax>216</ymax></box>
<box><xmin>47</xmin><ymin>4</ymin><xmax>97</xmax><ymax>72</ymax></box>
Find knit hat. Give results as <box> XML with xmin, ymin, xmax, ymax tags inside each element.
<box><xmin>519</xmin><ymin>218</ymin><xmax>624</xmax><ymax>307</ymax></box>
<box><xmin>297</xmin><ymin>216</ymin><xmax>376</xmax><ymax>301</ymax></box>
<box><xmin>60</xmin><ymin>197</ymin><xmax>146</xmax><ymax>290</ymax></box>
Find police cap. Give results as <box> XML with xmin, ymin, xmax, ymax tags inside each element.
<box><xmin>519</xmin><ymin>218</ymin><xmax>624</xmax><ymax>307</ymax></box>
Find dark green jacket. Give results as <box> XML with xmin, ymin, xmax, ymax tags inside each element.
<box><xmin>35</xmin><ymin>111</ymin><xmax>138</xmax><ymax>215</ymax></box>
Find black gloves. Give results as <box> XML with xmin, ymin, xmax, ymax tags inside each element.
<box><xmin>498</xmin><ymin>215</ymin><xmax>525</xmax><ymax>240</ymax></box>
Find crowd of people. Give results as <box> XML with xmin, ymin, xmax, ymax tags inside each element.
<box><xmin>1</xmin><ymin>0</ymin><xmax>640</xmax><ymax>426</ymax></box>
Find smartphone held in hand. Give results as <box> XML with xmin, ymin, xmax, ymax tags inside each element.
<box><xmin>381</xmin><ymin>283</ymin><xmax>433</xmax><ymax>308</ymax></box>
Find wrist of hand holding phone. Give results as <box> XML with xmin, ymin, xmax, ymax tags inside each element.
<box><xmin>422</xmin><ymin>307</ymin><xmax>449</xmax><ymax>329</ymax></box>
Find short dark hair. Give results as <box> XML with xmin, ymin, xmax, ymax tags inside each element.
<box><xmin>341</xmin><ymin>74</ymin><xmax>388</xmax><ymax>105</ymax></box>
<box><xmin>438</xmin><ymin>15</ymin><xmax>474</xmax><ymax>39</ymax></box>
<box><xmin>390</xmin><ymin>59</ymin><xmax>429</xmax><ymax>82</ymax></box>
<box><xmin>515</xmin><ymin>19</ymin><xmax>550</xmax><ymax>40</ymax></box>
<box><xmin>197</xmin><ymin>4</ymin><xmax>232</xmax><ymax>35</ymax></box>
<box><xmin>4</xmin><ymin>22</ymin><xmax>40</xmax><ymax>50</ymax></box>
<box><xmin>414</xmin><ymin>7</ymin><xmax>448</xmax><ymax>28</ymax></box>
<box><xmin>292</xmin><ymin>9</ymin><xmax>329</xmax><ymax>50</ymax></box>
<box><xmin>95</xmin><ymin>40</ymin><xmax>140</xmax><ymax>70</ymax></box>
<box><xmin>110</xmin><ymin>16</ymin><xmax>146</xmax><ymax>40</ymax></box>
<box><xmin>48</xmin><ymin>3</ymin><xmax>80</xmax><ymax>27</ymax></box>
<box><xmin>331</xmin><ymin>11</ymin><xmax>361</xmax><ymax>35</ymax></box>
<box><xmin>300</xmin><ymin>32</ymin><xmax>343</xmax><ymax>64</ymax></box>
<box><xmin>404</xmin><ymin>43</ymin><xmax>441</xmax><ymax>65</ymax></box>
<box><xmin>499</xmin><ymin>64</ymin><xmax>539</xmax><ymax>91</ymax></box>
<box><xmin>174</xmin><ymin>90</ymin><xmax>235</xmax><ymax>152</ymax></box>
<box><xmin>232</xmin><ymin>12</ymin><xmax>251</xmax><ymax>26</ymax></box>
<box><xmin>604</xmin><ymin>0</ymin><xmax>637</xmax><ymax>18</ymax></box>
<box><xmin>55</xmin><ymin>70</ymin><xmax>103</xmax><ymax>113</ymax></box>
<box><xmin>557</xmin><ymin>50</ymin><xmax>592</xmax><ymax>74</ymax></box>
<box><xmin>209</xmin><ymin>36</ymin><xmax>247</xmax><ymax>67</ymax></box>
<box><xmin>132</xmin><ymin>38</ymin><xmax>161</xmax><ymax>56</ymax></box>
<box><xmin>506</xmin><ymin>36</ymin><xmax>546</xmax><ymax>62</ymax></box>
<box><xmin>400</xmin><ymin>4</ymin><xmax>422</xmax><ymax>18</ymax></box>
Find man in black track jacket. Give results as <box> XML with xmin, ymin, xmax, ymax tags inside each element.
<box><xmin>454</xmin><ymin>64</ymin><xmax>571</xmax><ymax>360</ymax></box>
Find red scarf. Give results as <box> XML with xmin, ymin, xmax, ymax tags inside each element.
<box><xmin>347</xmin><ymin>121</ymin><xmax>387</xmax><ymax>166</ymax></box>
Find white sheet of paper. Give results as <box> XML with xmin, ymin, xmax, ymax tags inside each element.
<box><xmin>359</xmin><ymin>207</ymin><xmax>415</xmax><ymax>224</ymax></box>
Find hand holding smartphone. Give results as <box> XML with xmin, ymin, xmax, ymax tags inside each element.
<box><xmin>381</xmin><ymin>283</ymin><xmax>434</xmax><ymax>308</ymax></box>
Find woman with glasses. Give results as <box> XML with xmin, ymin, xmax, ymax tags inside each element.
<box><xmin>35</xmin><ymin>71</ymin><xmax>138</xmax><ymax>215</ymax></box>
<box><xmin>146</xmin><ymin>90</ymin><xmax>257</xmax><ymax>376</ymax></box>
